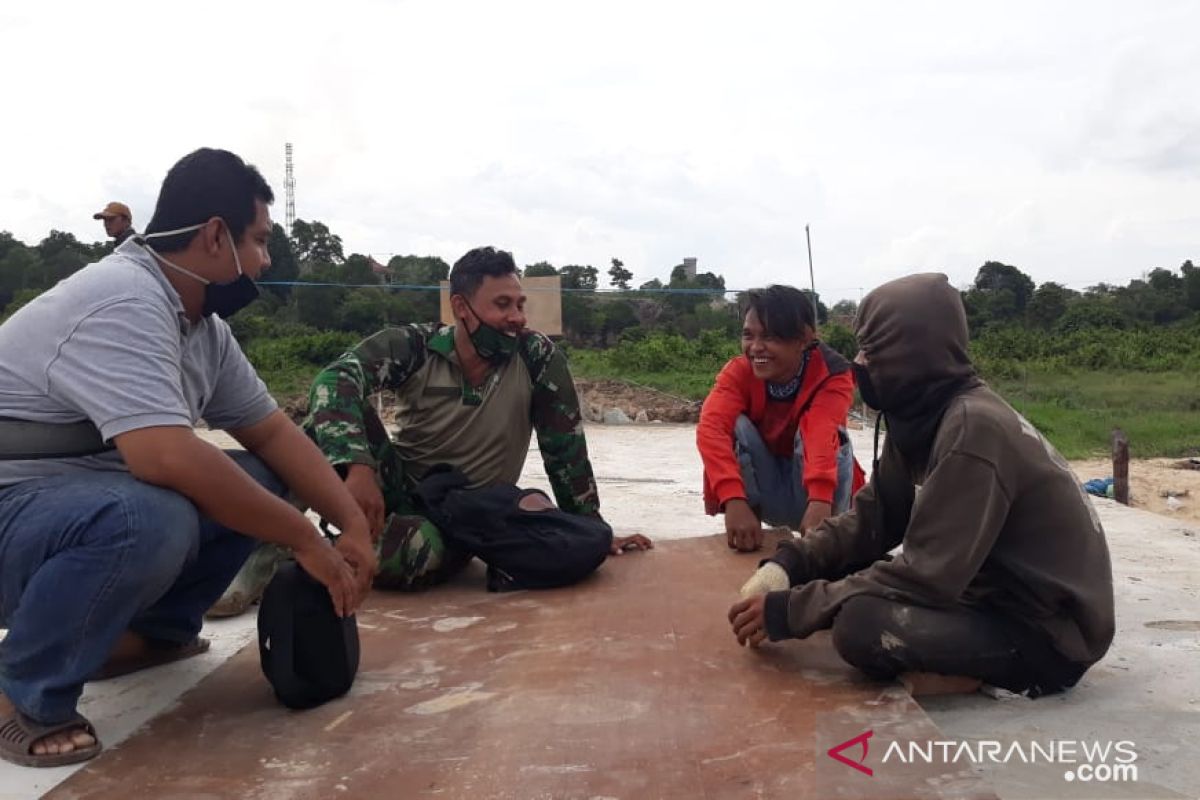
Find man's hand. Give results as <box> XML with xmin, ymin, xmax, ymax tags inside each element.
<box><xmin>724</xmin><ymin>498</ymin><xmax>763</xmax><ymax>552</ymax></box>
<box><xmin>610</xmin><ymin>533</ymin><xmax>654</xmax><ymax>556</ymax></box>
<box><xmin>799</xmin><ymin>500</ymin><xmax>833</xmax><ymax>535</ymax></box>
<box><xmin>728</xmin><ymin>594</ymin><xmax>768</xmax><ymax>648</ymax></box>
<box><xmin>294</xmin><ymin>537</ymin><xmax>360</xmax><ymax>617</ymax></box>
<box><xmin>333</xmin><ymin>518</ymin><xmax>378</xmax><ymax>599</ymax></box>
<box><xmin>345</xmin><ymin>464</ymin><xmax>385</xmax><ymax>542</ymax></box>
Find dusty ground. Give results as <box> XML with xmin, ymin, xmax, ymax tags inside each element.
<box><xmin>1071</xmin><ymin>456</ymin><xmax>1200</xmax><ymax>526</ymax></box>
<box><xmin>571</xmin><ymin>378</ymin><xmax>703</xmax><ymax>423</ymax></box>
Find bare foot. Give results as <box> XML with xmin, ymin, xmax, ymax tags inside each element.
<box><xmin>103</xmin><ymin>631</ymin><xmax>155</xmax><ymax>665</ymax></box>
<box><xmin>0</xmin><ymin>694</ymin><xmax>95</xmax><ymax>756</ymax></box>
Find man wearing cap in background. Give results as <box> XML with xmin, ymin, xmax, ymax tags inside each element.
<box><xmin>93</xmin><ymin>201</ymin><xmax>136</xmax><ymax>246</ymax></box>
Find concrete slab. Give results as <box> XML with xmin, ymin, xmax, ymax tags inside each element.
<box><xmin>4</xmin><ymin>423</ymin><xmax>1199</xmax><ymax>798</ymax></box>
<box><xmin>46</xmin><ymin>535</ymin><xmax>995</xmax><ymax>800</ymax></box>
<box><xmin>0</xmin><ymin>615</ymin><xmax>259</xmax><ymax>800</ymax></box>
<box><xmin>920</xmin><ymin>496</ymin><xmax>1200</xmax><ymax>800</ymax></box>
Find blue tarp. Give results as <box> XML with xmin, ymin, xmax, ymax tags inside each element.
<box><xmin>1082</xmin><ymin>477</ymin><xmax>1114</xmax><ymax>497</ymax></box>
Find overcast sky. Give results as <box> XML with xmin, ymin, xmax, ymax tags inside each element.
<box><xmin>2</xmin><ymin>1</ymin><xmax>1197</xmax><ymax>301</ymax></box>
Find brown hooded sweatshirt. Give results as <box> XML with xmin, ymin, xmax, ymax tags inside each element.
<box><xmin>763</xmin><ymin>273</ymin><xmax>1115</xmax><ymax>682</ymax></box>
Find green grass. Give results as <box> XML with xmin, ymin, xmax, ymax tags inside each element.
<box><xmin>259</xmin><ymin>365</ymin><xmax>322</xmax><ymax>403</ymax></box>
<box><xmin>988</xmin><ymin>368</ymin><xmax>1200</xmax><ymax>459</ymax></box>
<box><xmin>243</xmin><ymin>330</ymin><xmax>359</xmax><ymax>407</ymax></box>
<box><xmin>252</xmin><ymin>334</ymin><xmax>1200</xmax><ymax>462</ymax></box>
<box><xmin>567</xmin><ymin>350</ymin><xmax>714</xmax><ymax>401</ymax></box>
<box><xmin>572</xmin><ymin>349</ymin><xmax>1200</xmax><ymax>460</ymax></box>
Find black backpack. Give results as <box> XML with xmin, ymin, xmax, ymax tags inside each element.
<box><xmin>414</xmin><ymin>465</ymin><xmax>612</xmax><ymax>591</ymax></box>
<box><xmin>257</xmin><ymin>560</ymin><xmax>360</xmax><ymax>709</ymax></box>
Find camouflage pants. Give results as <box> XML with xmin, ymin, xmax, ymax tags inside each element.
<box><xmin>331</xmin><ymin>403</ymin><xmax>472</xmax><ymax>592</ymax></box>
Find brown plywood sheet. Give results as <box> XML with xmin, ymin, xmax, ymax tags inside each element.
<box><xmin>50</xmin><ymin>535</ymin><xmax>995</xmax><ymax>800</ymax></box>
<box><xmin>440</xmin><ymin>276</ymin><xmax>562</xmax><ymax>336</ymax></box>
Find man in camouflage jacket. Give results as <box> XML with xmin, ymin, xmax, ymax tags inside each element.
<box><xmin>304</xmin><ymin>246</ymin><xmax>651</xmax><ymax>589</ymax></box>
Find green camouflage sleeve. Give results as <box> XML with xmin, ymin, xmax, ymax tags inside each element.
<box><xmin>303</xmin><ymin>324</ymin><xmax>435</xmax><ymax>470</ymax></box>
<box><xmin>521</xmin><ymin>332</ymin><xmax>601</xmax><ymax>517</ymax></box>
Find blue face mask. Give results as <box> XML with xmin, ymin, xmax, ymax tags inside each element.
<box><xmin>135</xmin><ymin>222</ymin><xmax>259</xmax><ymax>318</ymax></box>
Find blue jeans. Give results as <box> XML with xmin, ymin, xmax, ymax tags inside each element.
<box><xmin>0</xmin><ymin>451</ymin><xmax>277</xmax><ymax>724</ymax></box>
<box><xmin>734</xmin><ymin>414</ymin><xmax>855</xmax><ymax>528</ymax></box>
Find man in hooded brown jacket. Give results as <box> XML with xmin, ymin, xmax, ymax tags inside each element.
<box><xmin>729</xmin><ymin>273</ymin><xmax>1114</xmax><ymax>697</ymax></box>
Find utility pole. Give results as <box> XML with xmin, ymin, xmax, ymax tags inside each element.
<box><xmin>805</xmin><ymin>224</ymin><xmax>819</xmax><ymax>323</ymax></box>
<box><xmin>285</xmin><ymin>143</ymin><xmax>296</xmax><ymax>235</ymax></box>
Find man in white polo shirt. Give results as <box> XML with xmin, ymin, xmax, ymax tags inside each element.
<box><xmin>0</xmin><ymin>148</ymin><xmax>376</xmax><ymax>767</ymax></box>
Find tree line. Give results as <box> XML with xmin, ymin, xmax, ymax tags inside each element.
<box><xmin>3</xmin><ymin>222</ymin><xmax>1197</xmax><ymax>376</ymax></box>
<box><xmin>0</xmin><ymin>219</ymin><xmax>748</xmax><ymax>347</ymax></box>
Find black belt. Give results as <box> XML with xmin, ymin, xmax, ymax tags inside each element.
<box><xmin>0</xmin><ymin>417</ymin><xmax>116</xmax><ymax>460</ymax></box>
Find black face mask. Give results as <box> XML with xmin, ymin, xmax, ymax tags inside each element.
<box><xmin>135</xmin><ymin>221</ymin><xmax>260</xmax><ymax>319</ymax></box>
<box><xmin>852</xmin><ymin>362</ymin><xmax>885</xmax><ymax>411</ymax></box>
<box><xmin>203</xmin><ymin>274</ymin><xmax>260</xmax><ymax>319</ymax></box>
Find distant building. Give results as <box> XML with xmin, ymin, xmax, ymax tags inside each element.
<box><xmin>682</xmin><ymin>257</ymin><xmax>698</xmax><ymax>280</ymax></box>
<box><xmin>369</xmin><ymin>256</ymin><xmax>392</xmax><ymax>281</ymax></box>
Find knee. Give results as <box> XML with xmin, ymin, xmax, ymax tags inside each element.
<box><xmin>733</xmin><ymin>414</ymin><xmax>757</xmax><ymax>446</ymax></box>
<box><xmin>104</xmin><ymin>486</ymin><xmax>200</xmax><ymax>582</ymax></box>
<box><xmin>374</xmin><ymin>515</ymin><xmax>448</xmax><ymax>591</ymax></box>
<box><xmin>836</xmin><ymin>429</ymin><xmax>852</xmax><ymax>459</ymax></box>
<box><xmin>734</xmin><ymin>417</ymin><xmax>764</xmax><ymax>471</ymax></box>
<box><xmin>831</xmin><ymin>595</ymin><xmax>900</xmax><ymax>678</ymax></box>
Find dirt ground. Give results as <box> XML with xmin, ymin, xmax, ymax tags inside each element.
<box><xmin>574</xmin><ymin>378</ymin><xmax>701</xmax><ymax>423</ymax></box>
<box><xmin>1070</xmin><ymin>455</ymin><xmax>1200</xmax><ymax>525</ymax></box>
<box><xmin>279</xmin><ymin>378</ymin><xmax>703</xmax><ymax>424</ymax></box>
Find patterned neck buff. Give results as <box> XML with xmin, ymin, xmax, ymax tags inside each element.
<box><xmin>765</xmin><ymin>344</ymin><xmax>817</xmax><ymax>402</ymax></box>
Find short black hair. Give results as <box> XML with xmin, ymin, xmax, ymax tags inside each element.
<box><xmin>743</xmin><ymin>284</ymin><xmax>816</xmax><ymax>339</ymax></box>
<box><xmin>144</xmin><ymin>148</ymin><xmax>274</xmax><ymax>254</ymax></box>
<box><xmin>449</xmin><ymin>246</ymin><xmax>517</xmax><ymax>297</ymax></box>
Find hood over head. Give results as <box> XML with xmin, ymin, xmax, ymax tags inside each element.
<box><xmin>854</xmin><ymin>273</ymin><xmax>977</xmax><ymax>416</ymax></box>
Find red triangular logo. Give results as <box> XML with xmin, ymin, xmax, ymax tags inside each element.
<box><xmin>827</xmin><ymin>729</ymin><xmax>874</xmax><ymax>776</ymax></box>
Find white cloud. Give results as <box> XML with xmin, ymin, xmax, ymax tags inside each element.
<box><xmin>1</xmin><ymin>0</ymin><xmax>1197</xmax><ymax>302</ymax></box>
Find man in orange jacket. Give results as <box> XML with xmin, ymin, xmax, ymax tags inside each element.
<box><xmin>698</xmin><ymin>285</ymin><xmax>863</xmax><ymax>552</ymax></box>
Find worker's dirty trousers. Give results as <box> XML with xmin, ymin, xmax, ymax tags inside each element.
<box><xmin>829</xmin><ymin>595</ymin><xmax>1087</xmax><ymax>698</ymax></box>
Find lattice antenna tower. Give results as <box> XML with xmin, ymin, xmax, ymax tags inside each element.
<box><xmin>284</xmin><ymin>142</ymin><xmax>296</xmax><ymax>234</ymax></box>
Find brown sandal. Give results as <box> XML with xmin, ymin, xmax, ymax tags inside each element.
<box><xmin>92</xmin><ymin>636</ymin><xmax>211</xmax><ymax>681</ymax></box>
<box><xmin>0</xmin><ymin>710</ymin><xmax>102</xmax><ymax>767</ymax></box>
